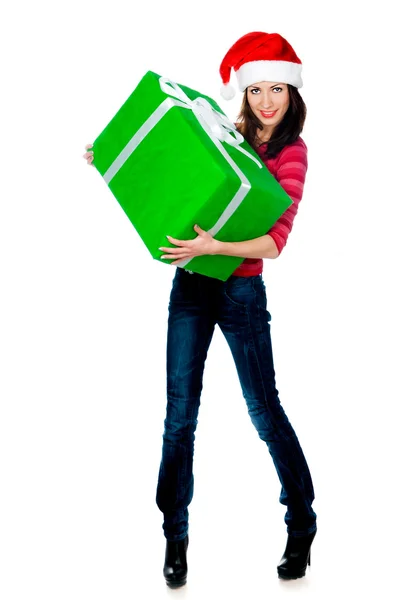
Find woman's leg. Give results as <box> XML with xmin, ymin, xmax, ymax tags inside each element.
<box><xmin>216</xmin><ymin>275</ymin><xmax>317</xmax><ymax>537</ymax></box>
<box><xmin>156</xmin><ymin>269</ymin><xmax>216</xmax><ymax>542</ymax></box>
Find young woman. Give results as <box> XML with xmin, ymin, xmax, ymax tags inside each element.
<box><xmin>83</xmin><ymin>30</ymin><xmax>317</xmax><ymax>587</ymax></box>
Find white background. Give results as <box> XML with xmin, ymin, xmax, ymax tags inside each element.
<box><xmin>1</xmin><ymin>1</ymin><xmax>418</xmax><ymax>598</ymax></box>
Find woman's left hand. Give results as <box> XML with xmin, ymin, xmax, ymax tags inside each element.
<box><xmin>159</xmin><ymin>224</ymin><xmax>220</xmax><ymax>266</ymax></box>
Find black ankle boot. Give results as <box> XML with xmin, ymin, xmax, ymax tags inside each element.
<box><xmin>163</xmin><ymin>535</ymin><xmax>189</xmax><ymax>588</ymax></box>
<box><xmin>277</xmin><ymin>530</ymin><xmax>316</xmax><ymax>580</ymax></box>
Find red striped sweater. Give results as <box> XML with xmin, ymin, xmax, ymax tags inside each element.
<box><xmin>232</xmin><ymin>136</ymin><xmax>308</xmax><ymax>277</ymax></box>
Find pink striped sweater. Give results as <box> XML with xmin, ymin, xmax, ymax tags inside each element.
<box><xmin>232</xmin><ymin>136</ymin><xmax>308</xmax><ymax>277</ymax></box>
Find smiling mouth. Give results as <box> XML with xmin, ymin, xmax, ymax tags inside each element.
<box><xmin>260</xmin><ymin>110</ymin><xmax>277</xmax><ymax>118</ymax></box>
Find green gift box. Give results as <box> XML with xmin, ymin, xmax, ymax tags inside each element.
<box><xmin>91</xmin><ymin>71</ymin><xmax>293</xmax><ymax>281</ymax></box>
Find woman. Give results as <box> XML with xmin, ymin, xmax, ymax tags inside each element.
<box><xmin>83</xmin><ymin>30</ymin><xmax>317</xmax><ymax>587</ymax></box>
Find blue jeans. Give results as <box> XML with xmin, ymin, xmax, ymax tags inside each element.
<box><xmin>156</xmin><ymin>268</ymin><xmax>317</xmax><ymax>541</ymax></box>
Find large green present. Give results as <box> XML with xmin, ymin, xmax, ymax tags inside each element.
<box><xmin>91</xmin><ymin>71</ymin><xmax>293</xmax><ymax>281</ymax></box>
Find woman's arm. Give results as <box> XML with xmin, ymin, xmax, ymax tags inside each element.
<box><xmin>266</xmin><ymin>141</ymin><xmax>308</xmax><ymax>257</ymax></box>
<box><xmin>160</xmin><ymin>141</ymin><xmax>307</xmax><ymax>265</ymax></box>
<box><xmin>214</xmin><ymin>141</ymin><xmax>308</xmax><ymax>260</ymax></box>
<box><xmin>213</xmin><ymin>234</ymin><xmax>279</xmax><ymax>259</ymax></box>
<box><xmin>160</xmin><ymin>227</ymin><xmax>278</xmax><ymax>265</ymax></box>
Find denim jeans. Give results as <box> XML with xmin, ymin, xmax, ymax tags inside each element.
<box><xmin>156</xmin><ymin>268</ymin><xmax>317</xmax><ymax>541</ymax></box>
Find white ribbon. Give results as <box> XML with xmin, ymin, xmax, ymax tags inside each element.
<box><xmin>158</xmin><ymin>78</ymin><xmax>262</xmax><ymax>168</ymax></box>
<box><xmin>103</xmin><ymin>75</ymin><xmax>263</xmax><ymax>268</ymax></box>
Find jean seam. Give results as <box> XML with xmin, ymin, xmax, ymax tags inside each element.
<box><xmin>246</xmin><ymin>302</ymin><xmax>293</xmax><ymax>443</ymax></box>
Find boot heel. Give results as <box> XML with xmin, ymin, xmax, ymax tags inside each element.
<box><xmin>277</xmin><ymin>530</ymin><xmax>316</xmax><ymax>579</ymax></box>
<box><xmin>163</xmin><ymin>535</ymin><xmax>188</xmax><ymax>588</ymax></box>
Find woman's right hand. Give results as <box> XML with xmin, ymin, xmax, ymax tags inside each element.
<box><xmin>83</xmin><ymin>143</ymin><xmax>94</xmax><ymax>165</ymax></box>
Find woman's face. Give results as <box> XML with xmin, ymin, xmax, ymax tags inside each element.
<box><xmin>246</xmin><ymin>81</ymin><xmax>290</xmax><ymax>130</ymax></box>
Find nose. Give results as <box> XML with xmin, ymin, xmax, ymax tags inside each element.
<box><xmin>259</xmin><ymin>91</ymin><xmax>273</xmax><ymax>109</ymax></box>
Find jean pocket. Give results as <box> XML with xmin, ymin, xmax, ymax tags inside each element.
<box><xmin>170</xmin><ymin>268</ymin><xmax>189</xmax><ymax>302</ymax></box>
<box><xmin>223</xmin><ymin>276</ymin><xmax>257</xmax><ymax>309</ymax></box>
<box><xmin>251</xmin><ymin>275</ymin><xmax>271</xmax><ymax>313</ymax></box>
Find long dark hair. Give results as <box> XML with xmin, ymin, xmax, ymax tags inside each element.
<box><xmin>236</xmin><ymin>85</ymin><xmax>307</xmax><ymax>159</ymax></box>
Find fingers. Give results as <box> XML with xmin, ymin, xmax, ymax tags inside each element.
<box><xmin>159</xmin><ymin>246</ymin><xmax>190</xmax><ymax>255</ymax></box>
<box><xmin>160</xmin><ymin>245</ymin><xmax>192</xmax><ymax>259</ymax></box>
<box><xmin>166</xmin><ymin>235</ymin><xmax>191</xmax><ymax>246</ymax></box>
<box><xmin>163</xmin><ymin>255</ymin><xmax>191</xmax><ymax>263</ymax></box>
<box><xmin>83</xmin><ymin>143</ymin><xmax>94</xmax><ymax>164</ymax></box>
<box><xmin>160</xmin><ymin>248</ymin><xmax>192</xmax><ymax>258</ymax></box>
<box><xmin>161</xmin><ymin>254</ymin><xmax>190</xmax><ymax>260</ymax></box>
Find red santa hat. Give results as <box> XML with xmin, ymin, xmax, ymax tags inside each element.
<box><xmin>219</xmin><ymin>31</ymin><xmax>303</xmax><ymax>100</ymax></box>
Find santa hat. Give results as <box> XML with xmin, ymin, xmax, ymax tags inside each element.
<box><xmin>220</xmin><ymin>31</ymin><xmax>303</xmax><ymax>100</ymax></box>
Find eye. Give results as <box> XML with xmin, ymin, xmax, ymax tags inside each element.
<box><xmin>273</xmin><ymin>87</ymin><xmax>283</xmax><ymax>92</ymax></box>
<box><xmin>250</xmin><ymin>88</ymin><xmax>260</xmax><ymax>94</ymax></box>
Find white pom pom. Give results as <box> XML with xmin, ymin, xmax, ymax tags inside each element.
<box><xmin>220</xmin><ymin>83</ymin><xmax>235</xmax><ymax>100</ymax></box>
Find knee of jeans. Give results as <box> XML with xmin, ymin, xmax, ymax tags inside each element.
<box><xmin>246</xmin><ymin>401</ymin><xmax>280</xmax><ymax>441</ymax></box>
<box><xmin>163</xmin><ymin>418</ymin><xmax>198</xmax><ymax>441</ymax></box>
<box><xmin>246</xmin><ymin>398</ymin><xmax>269</xmax><ymax>423</ymax></box>
<box><xmin>247</xmin><ymin>410</ymin><xmax>271</xmax><ymax>437</ymax></box>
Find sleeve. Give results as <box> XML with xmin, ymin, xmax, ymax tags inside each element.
<box><xmin>267</xmin><ymin>142</ymin><xmax>308</xmax><ymax>256</ymax></box>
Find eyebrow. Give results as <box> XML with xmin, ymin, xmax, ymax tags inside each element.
<box><xmin>249</xmin><ymin>83</ymin><xmax>284</xmax><ymax>89</ymax></box>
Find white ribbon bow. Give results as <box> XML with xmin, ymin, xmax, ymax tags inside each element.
<box><xmin>102</xmin><ymin>73</ymin><xmax>265</xmax><ymax>271</ymax></box>
<box><xmin>159</xmin><ymin>77</ymin><xmax>262</xmax><ymax>169</ymax></box>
